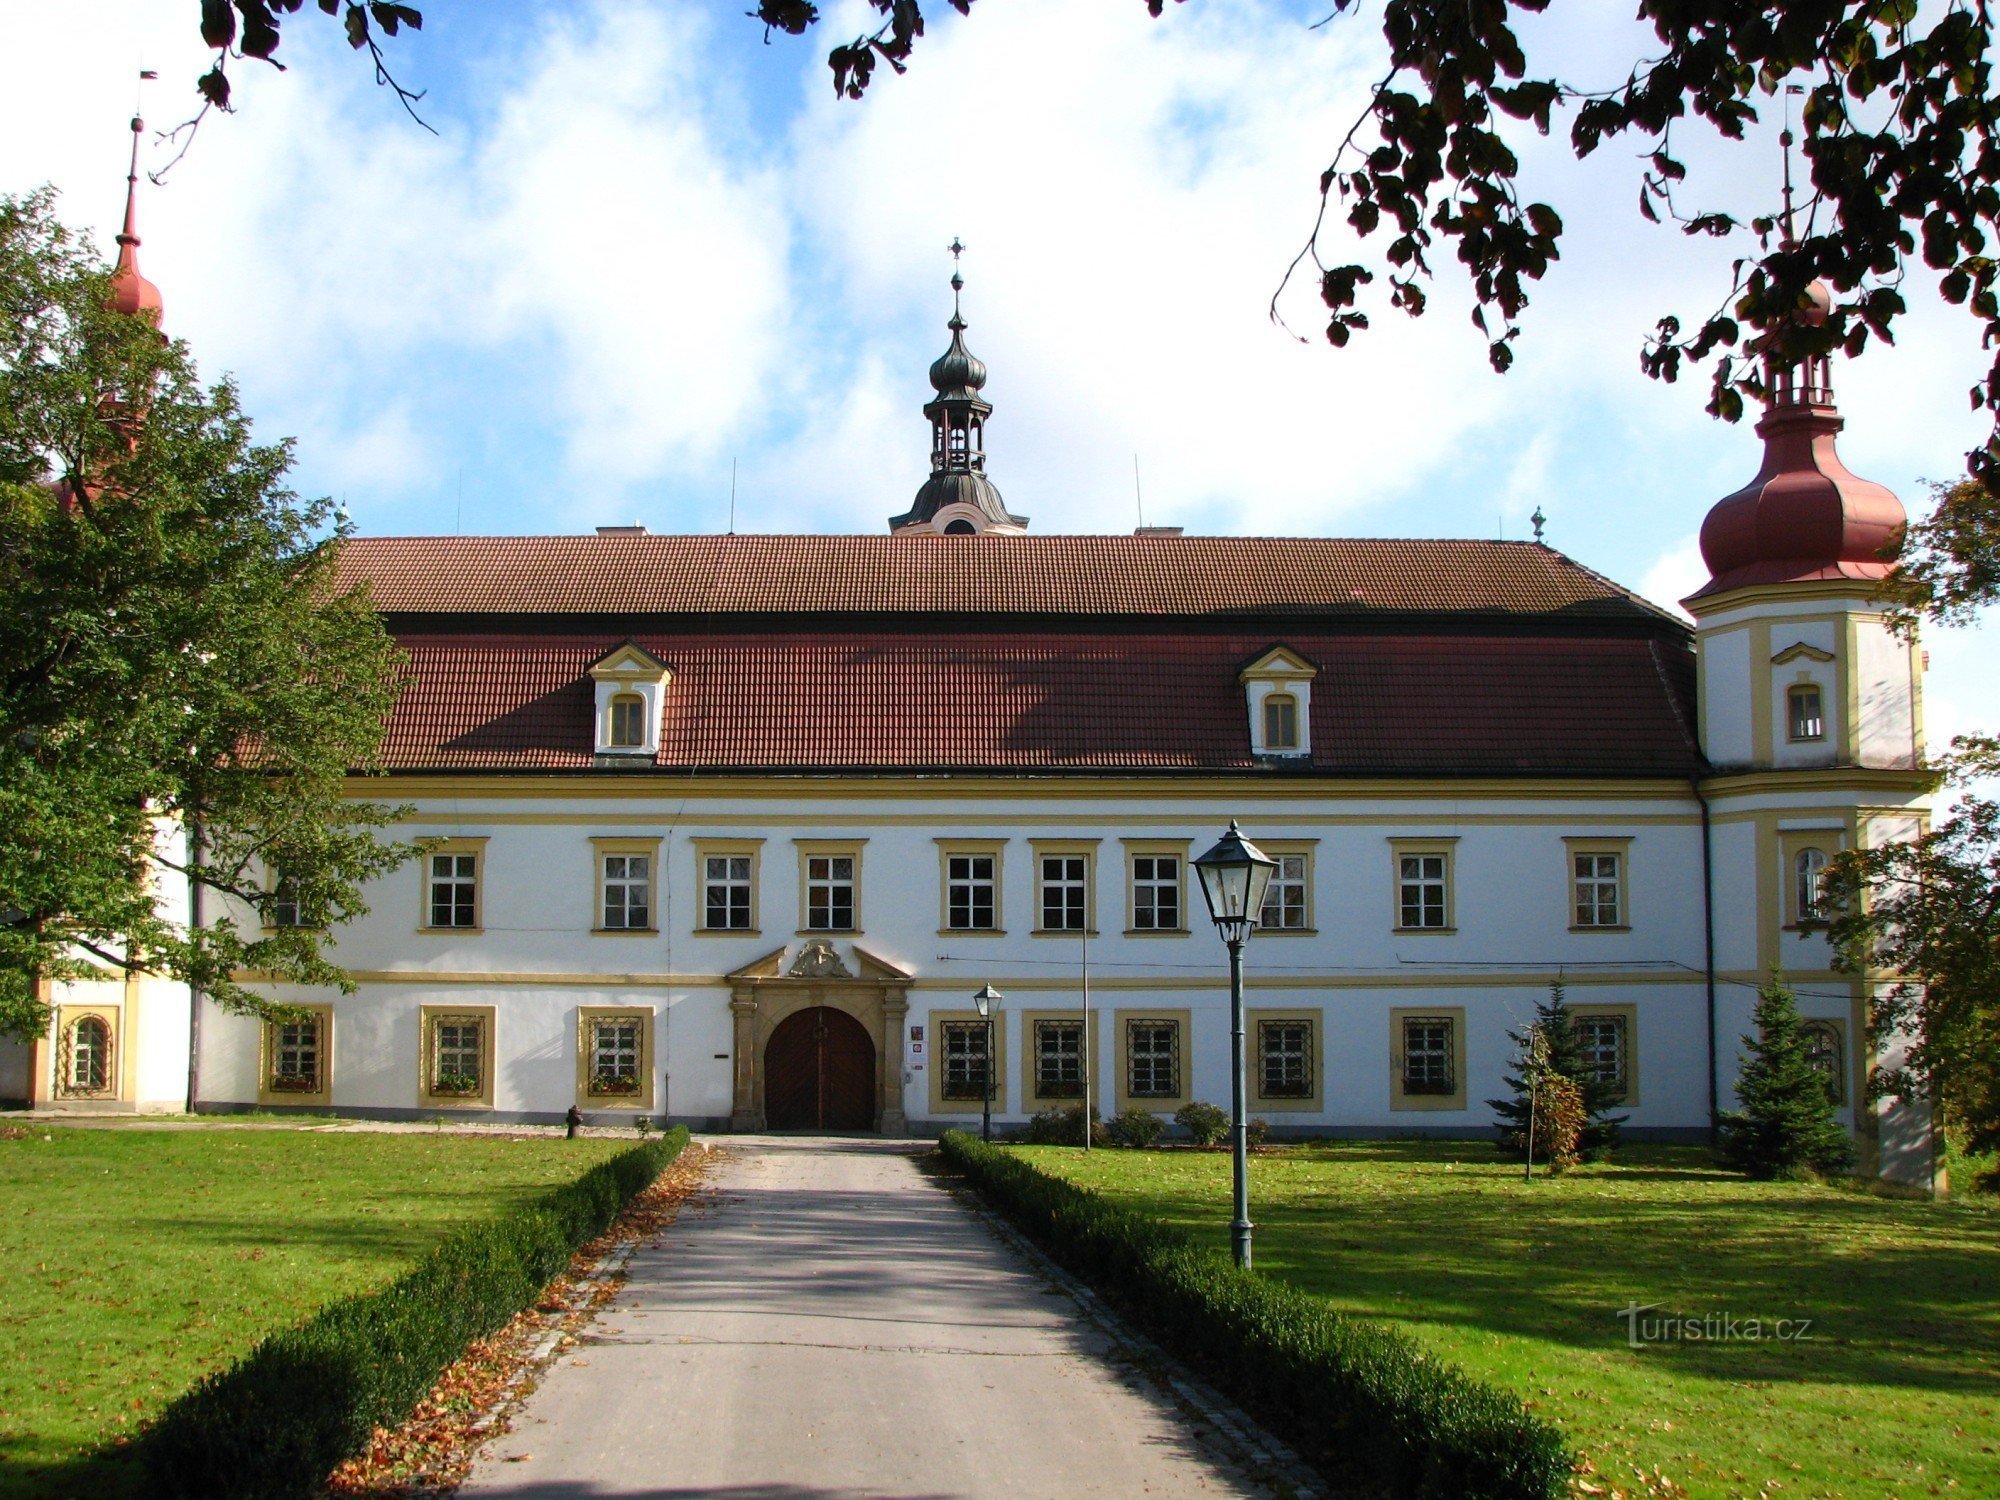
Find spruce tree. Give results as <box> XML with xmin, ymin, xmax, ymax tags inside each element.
<box><xmin>1488</xmin><ymin>981</ymin><xmax>1629</xmax><ymax>1160</ymax></box>
<box><xmin>1717</xmin><ymin>977</ymin><xmax>1857</xmax><ymax>1179</ymax></box>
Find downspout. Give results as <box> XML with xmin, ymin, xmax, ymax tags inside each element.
<box><xmin>184</xmin><ymin>816</ymin><xmax>203</xmax><ymax>1115</ymax></box>
<box><xmin>1692</xmin><ymin>781</ymin><xmax>1718</xmax><ymax>1138</ymax></box>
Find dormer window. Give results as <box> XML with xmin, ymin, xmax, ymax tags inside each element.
<box><xmin>588</xmin><ymin>642</ymin><xmax>672</xmax><ymax>758</ymax></box>
<box><xmin>1238</xmin><ymin>646</ymin><xmax>1317</xmax><ymax>759</ymax></box>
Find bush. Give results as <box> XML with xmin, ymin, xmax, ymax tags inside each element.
<box><xmin>1245</xmin><ymin>1116</ymin><xmax>1270</xmax><ymax>1149</ymax></box>
<box><xmin>1718</xmin><ymin>977</ymin><xmax>1857</xmax><ymax>1180</ymax></box>
<box><xmin>1023</xmin><ymin>1104</ymin><xmax>1104</xmax><ymax>1145</ymax></box>
<box><xmin>140</xmin><ymin>1129</ymin><xmax>690</xmax><ymax>1500</ymax></box>
<box><xmin>1107</xmin><ymin>1107</ymin><xmax>1166</xmax><ymax>1148</ymax></box>
<box><xmin>940</xmin><ymin>1130</ymin><xmax>1573</xmax><ymax>1500</ymax></box>
<box><xmin>1174</xmin><ymin>1100</ymin><xmax>1230</xmax><ymax>1145</ymax></box>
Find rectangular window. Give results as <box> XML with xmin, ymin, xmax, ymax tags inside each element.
<box><xmin>704</xmin><ymin>854</ymin><xmax>754</xmax><ymax>930</ymax></box>
<box><xmin>1789</xmin><ymin>684</ymin><xmax>1825</xmax><ymax>741</ymax></box>
<box><xmin>1125</xmin><ymin>1019</ymin><xmax>1181</xmax><ymax>1099</ymax></box>
<box><xmin>1263</xmin><ymin>693</ymin><xmax>1299</xmax><ymax>749</ymax></box>
<box><xmin>1261</xmin><ymin>853</ymin><xmax>1309</xmax><ymax>930</ymax></box>
<box><xmin>1040</xmin><ymin>854</ymin><xmax>1088</xmax><ymax>932</ymax></box>
<box><xmin>269</xmin><ymin>876</ymin><xmax>302</xmax><ymax>930</ymax></box>
<box><xmin>1257</xmin><ymin>1019</ymin><xmax>1313</xmax><ymax>1099</ymax></box>
<box><xmin>940</xmin><ymin>1019</ymin><xmax>993</xmax><ymax>1101</ymax></box>
<box><xmin>1398</xmin><ymin>853</ymin><xmax>1448</xmax><ymax>929</ymax></box>
<box><xmin>588</xmin><ymin>1017</ymin><xmax>644</xmax><ymax>1096</ymax></box>
<box><xmin>806</xmin><ymin>854</ymin><xmax>856</xmax><ymax>931</ymax></box>
<box><xmin>270</xmin><ymin>1018</ymin><xmax>323</xmax><ymax>1093</ymax></box>
<box><xmin>1131</xmin><ymin>855</ymin><xmax>1182</xmax><ymax>931</ymax></box>
<box><xmin>608</xmin><ymin>694</ymin><xmax>647</xmax><ymax>748</ymax></box>
<box><xmin>1401</xmin><ymin>1017</ymin><xmax>1455</xmax><ymax>1095</ymax></box>
<box><xmin>946</xmin><ymin>854</ymin><xmax>997</xmax><ymax>931</ymax></box>
<box><xmin>1572</xmin><ymin>852</ymin><xmax>1621</xmax><ymax>928</ymax></box>
<box><xmin>1573</xmin><ymin>1014</ymin><xmax>1628</xmax><ymax>1098</ymax></box>
<box><xmin>428</xmin><ymin>852</ymin><xmax>478</xmax><ymax>929</ymax></box>
<box><xmin>601</xmin><ymin>853</ymin><xmax>652</xmax><ymax>930</ymax></box>
<box><xmin>1034</xmin><ymin>1019</ymin><xmax>1086</xmax><ymax>1099</ymax></box>
<box><xmin>431</xmin><ymin>1015</ymin><xmax>485</xmax><ymax>1095</ymax></box>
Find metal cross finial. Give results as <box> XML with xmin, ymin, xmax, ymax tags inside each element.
<box><xmin>1530</xmin><ymin>505</ymin><xmax>1546</xmax><ymax>544</ymax></box>
<box><xmin>948</xmin><ymin>237</ymin><xmax>965</xmax><ymax>323</ymax></box>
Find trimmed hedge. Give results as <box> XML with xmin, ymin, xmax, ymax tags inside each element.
<box><xmin>140</xmin><ymin>1128</ymin><xmax>690</xmax><ymax>1500</ymax></box>
<box><xmin>939</xmin><ymin>1130</ymin><xmax>1573</xmax><ymax>1500</ymax></box>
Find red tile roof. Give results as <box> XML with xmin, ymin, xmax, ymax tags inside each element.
<box><xmin>377</xmin><ymin>630</ymin><xmax>1701</xmax><ymax>776</ymax></box>
<box><xmin>335</xmin><ymin>534</ymin><xmax>1677</xmax><ymax>622</ymax></box>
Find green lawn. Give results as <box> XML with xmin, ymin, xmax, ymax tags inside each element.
<box><xmin>0</xmin><ymin>1125</ymin><xmax>631</xmax><ymax>1499</ymax></box>
<box><xmin>1027</xmin><ymin>1142</ymin><xmax>2000</xmax><ymax>1500</ymax></box>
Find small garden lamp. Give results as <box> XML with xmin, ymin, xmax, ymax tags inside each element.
<box><xmin>972</xmin><ymin>983</ymin><xmax>1003</xmax><ymax>1143</ymax></box>
<box><xmin>1193</xmin><ymin>820</ymin><xmax>1278</xmax><ymax>1270</ymax></box>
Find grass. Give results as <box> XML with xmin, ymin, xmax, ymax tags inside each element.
<box><xmin>1026</xmin><ymin>1141</ymin><xmax>2000</xmax><ymax>1500</ymax></box>
<box><xmin>0</xmin><ymin>1124</ymin><xmax>634</xmax><ymax>1499</ymax></box>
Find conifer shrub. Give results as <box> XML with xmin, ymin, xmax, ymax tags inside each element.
<box><xmin>1718</xmin><ymin>978</ymin><xmax>1857</xmax><ymax>1180</ymax></box>
<box><xmin>1107</xmin><ymin>1106</ymin><xmax>1166</xmax><ymax>1148</ymax></box>
<box><xmin>1174</xmin><ymin>1099</ymin><xmax>1231</xmax><ymax>1145</ymax></box>
<box><xmin>940</xmin><ymin>1131</ymin><xmax>1573</xmax><ymax>1500</ymax></box>
<box><xmin>139</xmin><ymin>1128</ymin><xmax>690</xmax><ymax>1500</ymax></box>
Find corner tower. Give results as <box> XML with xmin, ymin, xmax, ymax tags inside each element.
<box><xmin>888</xmin><ymin>241</ymin><xmax>1028</xmax><ymax>535</ymax></box>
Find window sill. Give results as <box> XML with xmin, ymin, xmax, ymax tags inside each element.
<box><xmin>1123</xmin><ymin>928</ymin><xmax>1190</xmax><ymax>938</ymax></box>
<box><xmin>694</xmin><ymin>927</ymin><xmax>761</xmax><ymax>937</ymax></box>
<box><xmin>418</xmin><ymin>925</ymin><xmax>483</xmax><ymax>935</ymax></box>
<box><xmin>591</xmin><ymin>928</ymin><xmax>659</xmax><ymax>936</ymax></box>
<box><xmin>797</xmin><ymin>928</ymin><xmax>860</xmax><ymax>937</ymax></box>
<box><xmin>939</xmin><ymin>927</ymin><xmax>1006</xmax><ymax>937</ymax></box>
<box><xmin>1254</xmin><ymin>926</ymin><xmax>1317</xmax><ymax>937</ymax></box>
<box><xmin>1392</xmin><ymin>926</ymin><xmax>1456</xmax><ymax>936</ymax></box>
<box><xmin>1031</xmin><ymin>928</ymin><xmax>1100</xmax><ymax>938</ymax></box>
<box><xmin>1568</xmin><ymin>924</ymin><xmax>1632</xmax><ymax>934</ymax></box>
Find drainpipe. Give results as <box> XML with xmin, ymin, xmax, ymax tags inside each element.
<box><xmin>1693</xmin><ymin>781</ymin><xmax>1719</xmax><ymax>1137</ymax></box>
<box><xmin>184</xmin><ymin>816</ymin><xmax>203</xmax><ymax>1115</ymax></box>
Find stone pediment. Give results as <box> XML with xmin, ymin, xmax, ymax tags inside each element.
<box><xmin>1772</xmin><ymin>641</ymin><xmax>1837</xmax><ymax>665</ymax></box>
<box><xmin>725</xmin><ymin>942</ymin><xmax>912</xmax><ymax>985</ymax></box>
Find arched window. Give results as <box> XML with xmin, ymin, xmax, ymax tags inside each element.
<box><xmin>1788</xmin><ymin>683</ymin><xmax>1825</xmax><ymax>741</ymax></box>
<box><xmin>608</xmin><ymin>694</ymin><xmax>647</xmax><ymax>749</ymax></box>
<box><xmin>1800</xmin><ymin>1021</ymin><xmax>1845</xmax><ymax>1104</ymax></box>
<box><xmin>1794</xmin><ymin>847</ymin><xmax>1828</xmax><ymax>924</ymax></box>
<box><xmin>1263</xmin><ymin>693</ymin><xmax>1299</xmax><ymax>750</ymax></box>
<box><xmin>65</xmin><ymin>1016</ymin><xmax>110</xmax><ymax>1095</ymax></box>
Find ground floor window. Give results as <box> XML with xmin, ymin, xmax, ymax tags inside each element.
<box><xmin>1801</xmin><ymin>1020</ymin><xmax>1845</xmax><ymax>1104</ymax></box>
<box><xmin>59</xmin><ymin>1015</ymin><xmax>112</xmax><ymax>1097</ymax></box>
<box><xmin>940</xmin><ymin>1019</ymin><xmax>992</xmax><ymax>1101</ymax></box>
<box><xmin>1400</xmin><ymin>1016</ymin><xmax>1455</xmax><ymax>1096</ymax></box>
<box><xmin>1257</xmin><ymin>1019</ymin><xmax>1313</xmax><ymax>1099</ymax></box>
<box><xmin>270</xmin><ymin>1017</ymin><xmax>324</xmax><ymax>1094</ymax></box>
<box><xmin>421</xmin><ymin>1006</ymin><xmax>496</xmax><ymax>1106</ymax></box>
<box><xmin>1125</xmin><ymin>1019</ymin><xmax>1181</xmax><ymax>1100</ymax></box>
<box><xmin>1573</xmin><ymin>1014</ymin><xmax>1629</xmax><ymax>1100</ymax></box>
<box><xmin>588</xmin><ymin>1018</ymin><xmax>643</xmax><ymax>1097</ymax></box>
<box><xmin>1034</xmin><ymin>1019</ymin><xmax>1086</xmax><ymax>1099</ymax></box>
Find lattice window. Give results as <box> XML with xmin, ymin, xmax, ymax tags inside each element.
<box><xmin>940</xmin><ymin>1020</ymin><xmax>991</xmax><ymax>1101</ymax></box>
<box><xmin>1573</xmin><ymin>1015</ymin><xmax>1628</xmax><ymax>1097</ymax></box>
<box><xmin>1258</xmin><ymin>1019</ymin><xmax>1313</xmax><ymax>1099</ymax></box>
<box><xmin>946</xmin><ymin>854</ymin><xmax>997</xmax><ymax>930</ymax></box>
<box><xmin>1398</xmin><ymin>854</ymin><xmax>1449</xmax><ymax>929</ymax></box>
<box><xmin>1131</xmin><ymin>856</ymin><xmax>1181</xmax><ymax>931</ymax></box>
<box><xmin>1040</xmin><ymin>855</ymin><xmax>1087</xmax><ymax>932</ymax></box>
<box><xmin>1401</xmin><ymin>1017</ymin><xmax>1455</xmax><ymax>1095</ymax></box>
<box><xmin>589</xmin><ymin>1017</ymin><xmax>644</xmax><ymax>1097</ymax></box>
<box><xmin>1801</xmin><ymin>1021</ymin><xmax>1845</xmax><ymax>1104</ymax></box>
<box><xmin>269</xmin><ymin>1017</ymin><xmax>322</xmax><ymax>1094</ymax></box>
<box><xmin>1034</xmin><ymin>1019</ymin><xmax>1086</xmax><ymax>1099</ymax></box>
<box><xmin>431</xmin><ymin>1015</ymin><xmax>484</xmax><ymax>1095</ymax></box>
<box><xmin>1126</xmin><ymin>1019</ymin><xmax>1180</xmax><ymax>1099</ymax></box>
<box><xmin>1573</xmin><ymin>853</ymin><xmax>1622</xmax><ymax>928</ymax></box>
<box><xmin>428</xmin><ymin>853</ymin><xmax>478</xmax><ymax>929</ymax></box>
<box><xmin>703</xmin><ymin>854</ymin><xmax>754</xmax><ymax>930</ymax></box>
<box><xmin>1260</xmin><ymin>854</ymin><xmax>1308</xmax><ymax>929</ymax></box>
<box><xmin>806</xmin><ymin>854</ymin><xmax>855</xmax><ymax>932</ymax></box>
<box><xmin>602</xmin><ymin>853</ymin><xmax>651</xmax><ymax>930</ymax></box>
<box><xmin>60</xmin><ymin>1016</ymin><xmax>112</xmax><ymax>1097</ymax></box>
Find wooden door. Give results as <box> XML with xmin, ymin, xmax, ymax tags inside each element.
<box><xmin>765</xmin><ymin>1006</ymin><xmax>876</xmax><ymax>1131</ymax></box>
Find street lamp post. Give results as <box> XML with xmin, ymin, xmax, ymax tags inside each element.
<box><xmin>972</xmin><ymin>984</ymin><xmax>1002</xmax><ymax>1143</ymax></box>
<box><xmin>1193</xmin><ymin>820</ymin><xmax>1278</xmax><ymax>1270</ymax></box>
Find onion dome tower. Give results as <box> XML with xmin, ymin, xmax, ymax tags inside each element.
<box><xmin>888</xmin><ymin>241</ymin><xmax>1028</xmax><ymax>535</ymax></box>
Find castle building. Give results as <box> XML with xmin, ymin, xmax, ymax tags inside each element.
<box><xmin>2</xmin><ymin>184</ymin><xmax>1935</xmax><ymax>1180</ymax></box>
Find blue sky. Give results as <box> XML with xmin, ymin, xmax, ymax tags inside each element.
<box><xmin>2</xmin><ymin>0</ymin><xmax>1992</xmax><ymax>750</ymax></box>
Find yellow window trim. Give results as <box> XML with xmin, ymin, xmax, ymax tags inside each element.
<box><xmin>935</xmin><ymin>838</ymin><xmax>1007</xmax><ymax>935</ymax></box>
<box><xmin>1021</xmin><ymin>1008</ymin><xmax>1102</xmax><ymax>1105</ymax></box>
<box><xmin>1030</xmin><ymin>839</ymin><xmax>1099</xmax><ymax>935</ymax></box>
<box><xmin>419</xmin><ymin>836</ymin><xmax>488</xmax><ymax>934</ymax></box>
<box><xmin>419</xmin><ymin>1002</ymin><xmax>497</xmax><ymax>1109</ymax></box>
<box><xmin>1562</xmin><ymin>835</ymin><xmax>1633</xmax><ymax>933</ymax></box>
<box><xmin>591</xmin><ymin>835</ymin><xmax>662</xmax><ymax>935</ymax></box>
<box><xmin>1256</xmin><ymin>839</ymin><xmax>1319</xmax><ymax>935</ymax></box>
<box><xmin>1122</xmin><ymin>838</ymin><xmax>1191</xmax><ymax>936</ymax></box>
<box><xmin>694</xmin><ymin>837</ymin><xmax>763</xmax><ymax>934</ymax></box>
<box><xmin>258</xmin><ymin>1003</ymin><xmax>335</xmax><ymax>1107</ymax></box>
<box><xmin>1388</xmin><ymin>837</ymin><xmax>1458</xmax><ymax>935</ymax></box>
<box><xmin>577</xmin><ymin>1005</ymin><xmax>655</xmax><ymax>1111</ymax></box>
<box><xmin>927</xmin><ymin>1007</ymin><xmax>1009</xmax><ymax>1116</ymax></box>
<box><xmin>1114</xmin><ymin>1007</ymin><xmax>1194</xmax><ymax>1114</ymax></box>
<box><xmin>795</xmin><ymin>838</ymin><xmax>866</xmax><ymax>935</ymax></box>
<box><xmin>1567</xmin><ymin>1002</ymin><xmax>1640</xmax><ymax>1106</ymax></box>
<box><xmin>1247</xmin><ymin>1005</ymin><xmax>1322</xmax><ymax>1112</ymax></box>
<box><xmin>1390</xmin><ymin>1005</ymin><xmax>1467</xmax><ymax>1111</ymax></box>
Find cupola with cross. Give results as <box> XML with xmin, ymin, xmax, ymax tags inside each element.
<box><xmin>888</xmin><ymin>241</ymin><xmax>1028</xmax><ymax>535</ymax></box>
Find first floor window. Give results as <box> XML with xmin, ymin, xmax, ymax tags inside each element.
<box><xmin>1034</xmin><ymin>1019</ymin><xmax>1086</xmax><ymax>1098</ymax></box>
<box><xmin>807</xmin><ymin>854</ymin><xmax>856</xmax><ymax>931</ymax></box>
<box><xmin>1801</xmin><ymin>1021</ymin><xmax>1845</xmax><ymax>1104</ymax></box>
<box><xmin>602</xmin><ymin>853</ymin><xmax>651</xmax><ymax>930</ymax></box>
<box><xmin>1131</xmin><ymin>855</ymin><xmax>1181</xmax><ymax>931</ymax></box>
<box><xmin>1789</xmin><ymin>683</ymin><xmax>1825</xmax><ymax>741</ymax></box>
<box><xmin>270</xmin><ymin>876</ymin><xmax>303</xmax><ymax>929</ymax></box>
<box><xmin>429</xmin><ymin>852</ymin><xmax>477</xmax><ymax>928</ymax></box>
<box><xmin>589</xmin><ymin>1017</ymin><xmax>643</xmax><ymax>1096</ymax></box>
<box><xmin>1257</xmin><ymin>1019</ymin><xmax>1313</xmax><ymax>1099</ymax></box>
<box><xmin>1401</xmin><ymin>1016</ymin><xmax>1454</xmax><ymax>1095</ymax></box>
<box><xmin>1573</xmin><ymin>1015</ymin><xmax>1628</xmax><ymax>1099</ymax></box>
<box><xmin>940</xmin><ymin>1019</ymin><xmax>992</xmax><ymax>1101</ymax></box>
<box><xmin>704</xmin><ymin>854</ymin><xmax>754</xmax><ymax>930</ymax></box>
<box><xmin>1126</xmin><ymin>1019</ymin><xmax>1180</xmax><ymax>1099</ymax></box>
<box><xmin>1795</xmin><ymin>847</ymin><xmax>1829</xmax><ymax>923</ymax></box>
<box><xmin>1573</xmin><ymin>852</ymin><xmax>1622</xmax><ymax>928</ymax></box>
<box><xmin>431</xmin><ymin>1015</ymin><xmax>484</xmax><ymax>1095</ymax></box>
<box><xmin>946</xmin><ymin>854</ymin><xmax>997</xmax><ymax>930</ymax></box>
<box><xmin>1040</xmin><ymin>855</ymin><xmax>1088</xmax><ymax>932</ymax></box>
<box><xmin>270</xmin><ymin>1017</ymin><xmax>323</xmax><ymax>1093</ymax></box>
<box><xmin>1261</xmin><ymin>854</ymin><xmax>1308</xmax><ymax>929</ymax></box>
<box><xmin>63</xmin><ymin>1016</ymin><xmax>111</xmax><ymax>1095</ymax></box>
<box><xmin>1398</xmin><ymin>853</ymin><xmax>1448</xmax><ymax>929</ymax></box>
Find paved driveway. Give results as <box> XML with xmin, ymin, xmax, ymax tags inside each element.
<box><xmin>460</xmin><ymin>1136</ymin><xmax>1287</xmax><ymax>1499</ymax></box>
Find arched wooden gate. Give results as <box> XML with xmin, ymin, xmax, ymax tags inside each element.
<box><xmin>763</xmin><ymin>1006</ymin><xmax>876</xmax><ymax>1131</ymax></box>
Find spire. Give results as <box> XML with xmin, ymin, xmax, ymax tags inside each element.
<box><xmin>109</xmin><ymin>108</ymin><xmax>163</xmax><ymax>323</ymax></box>
<box><xmin>888</xmin><ymin>240</ymin><xmax>1028</xmax><ymax>535</ymax></box>
<box><xmin>1689</xmin><ymin>104</ymin><xmax>1903</xmax><ymax>600</ymax></box>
